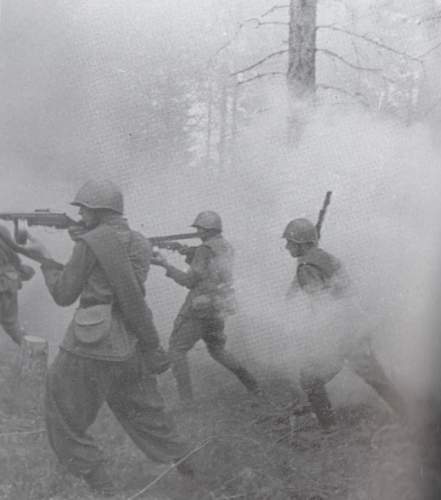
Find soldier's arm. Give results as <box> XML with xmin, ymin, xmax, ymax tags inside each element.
<box><xmin>129</xmin><ymin>233</ymin><xmax>152</xmax><ymax>292</ymax></box>
<box><xmin>297</xmin><ymin>264</ymin><xmax>326</xmax><ymax>294</ymax></box>
<box><xmin>40</xmin><ymin>241</ymin><xmax>95</xmax><ymax>306</ymax></box>
<box><xmin>286</xmin><ymin>277</ymin><xmax>301</xmax><ymax>300</ymax></box>
<box><xmin>163</xmin><ymin>245</ymin><xmax>210</xmax><ymax>289</ymax></box>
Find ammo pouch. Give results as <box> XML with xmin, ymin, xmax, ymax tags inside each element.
<box><xmin>63</xmin><ymin>302</ymin><xmax>137</xmax><ymax>360</ymax></box>
<box><xmin>212</xmin><ymin>284</ymin><xmax>237</xmax><ymax>318</ymax></box>
<box><xmin>73</xmin><ymin>304</ymin><xmax>112</xmax><ymax>345</ymax></box>
<box><xmin>191</xmin><ymin>294</ymin><xmax>214</xmax><ymax>318</ymax></box>
<box><xmin>191</xmin><ymin>284</ymin><xmax>237</xmax><ymax>319</ymax></box>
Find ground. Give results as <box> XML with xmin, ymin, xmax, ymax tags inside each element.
<box><xmin>0</xmin><ymin>342</ymin><xmax>436</xmax><ymax>500</ymax></box>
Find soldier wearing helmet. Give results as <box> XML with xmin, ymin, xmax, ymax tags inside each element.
<box><xmin>24</xmin><ymin>180</ymin><xmax>192</xmax><ymax>495</ymax></box>
<box><xmin>0</xmin><ymin>224</ymin><xmax>34</xmax><ymax>345</ymax></box>
<box><xmin>283</xmin><ymin>217</ymin><xmax>405</xmax><ymax>430</ymax></box>
<box><xmin>152</xmin><ymin>210</ymin><xmax>260</xmax><ymax>402</ymax></box>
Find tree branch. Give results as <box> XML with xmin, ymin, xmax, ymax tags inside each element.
<box><xmin>237</xmin><ymin>72</ymin><xmax>285</xmax><ymax>85</ymax></box>
<box><xmin>317</xmin><ymin>25</ymin><xmax>422</xmax><ymax>63</ymax></box>
<box><xmin>242</xmin><ymin>18</ymin><xmax>289</xmax><ymax>27</ymax></box>
<box><xmin>418</xmin><ymin>40</ymin><xmax>441</xmax><ymax>58</ymax></box>
<box><xmin>317</xmin><ymin>48</ymin><xmax>381</xmax><ymax>72</ymax></box>
<box><xmin>209</xmin><ymin>24</ymin><xmax>245</xmax><ymax>63</ymax></box>
<box><xmin>261</xmin><ymin>5</ymin><xmax>289</xmax><ymax>18</ymax></box>
<box><xmin>231</xmin><ymin>50</ymin><xmax>288</xmax><ymax>76</ymax></box>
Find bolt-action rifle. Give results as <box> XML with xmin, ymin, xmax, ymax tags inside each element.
<box><xmin>315</xmin><ymin>191</ymin><xmax>332</xmax><ymax>240</ymax></box>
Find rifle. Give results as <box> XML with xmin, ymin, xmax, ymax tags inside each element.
<box><xmin>0</xmin><ymin>209</ymin><xmax>79</xmax><ymax>244</ymax></box>
<box><xmin>148</xmin><ymin>232</ymin><xmax>199</xmax><ymax>246</ymax></box>
<box><xmin>315</xmin><ymin>191</ymin><xmax>332</xmax><ymax>240</ymax></box>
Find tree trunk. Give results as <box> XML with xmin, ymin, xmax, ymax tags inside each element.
<box><xmin>16</xmin><ymin>335</ymin><xmax>48</xmax><ymax>417</ymax></box>
<box><xmin>230</xmin><ymin>77</ymin><xmax>239</xmax><ymax>167</ymax></box>
<box><xmin>217</xmin><ymin>80</ymin><xmax>229</xmax><ymax>169</ymax></box>
<box><xmin>287</xmin><ymin>0</ymin><xmax>318</xmax><ymax>97</ymax></box>
<box><xmin>204</xmin><ymin>79</ymin><xmax>214</xmax><ymax>168</ymax></box>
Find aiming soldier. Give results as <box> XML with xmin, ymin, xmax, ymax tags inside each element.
<box><xmin>24</xmin><ymin>180</ymin><xmax>192</xmax><ymax>495</ymax></box>
<box><xmin>152</xmin><ymin>211</ymin><xmax>260</xmax><ymax>403</ymax></box>
<box><xmin>283</xmin><ymin>217</ymin><xmax>405</xmax><ymax>430</ymax></box>
<box><xmin>0</xmin><ymin>224</ymin><xmax>34</xmax><ymax>345</ymax></box>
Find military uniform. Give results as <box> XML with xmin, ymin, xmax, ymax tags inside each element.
<box><xmin>292</xmin><ymin>246</ymin><xmax>405</xmax><ymax>428</ymax></box>
<box><xmin>0</xmin><ymin>225</ymin><xmax>34</xmax><ymax>344</ymax></box>
<box><xmin>42</xmin><ymin>214</ymin><xmax>188</xmax><ymax>488</ymax></box>
<box><xmin>165</xmin><ymin>233</ymin><xmax>259</xmax><ymax>401</ymax></box>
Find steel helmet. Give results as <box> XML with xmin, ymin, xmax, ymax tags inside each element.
<box><xmin>71</xmin><ymin>180</ymin><xmax>124</xmax><ymax>214</ymax></box>
<box><xmin>283</xmin><ymin>218</ymin><xmax>318</xmax><ymax>244</ymax></box>
<box><xmin>191</xmin><ymin>211</ymin><xmax>222</xmax><ymax>231</ymax></box>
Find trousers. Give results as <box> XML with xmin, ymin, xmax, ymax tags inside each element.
<box><xmin>300</xmin><ymin>337</ymin><xmax>405</xmax><ymax>428</ymax></box>
<box><xmin>169</xmin><ymin>313</ymin><xmax>258</xmax><ymax>401</ymax></box>
<box><xmin>45</xmin><ymin>349</ymin><xmax>188</xmax><ymax>477</ymax></box>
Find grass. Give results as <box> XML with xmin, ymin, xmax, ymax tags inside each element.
<box><xmin>0</xmin><ymin>344</ymin><xmax>431</xmax><ymax>500</ymax></box>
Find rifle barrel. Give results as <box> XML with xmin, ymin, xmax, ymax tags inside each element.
<box><xmin>149</xmin><ymin>232</ymin><xmax>199</xmax><ymax>245</ymax></box>
<box><xmin>316</xmin><ymin>191</ymin><xmax>332</xmax><ymax>240</ymax></box>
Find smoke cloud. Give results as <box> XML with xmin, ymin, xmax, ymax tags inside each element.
<box><xmin>1</xmin><ymin>1</ymin><xmax>441</xmax><ymax>412</ymax></box>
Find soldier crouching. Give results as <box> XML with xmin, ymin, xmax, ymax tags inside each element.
<box><xmin>283</xmin><ymin>218</ymin><xmax>406</xmax><ymax>430</ymax></box>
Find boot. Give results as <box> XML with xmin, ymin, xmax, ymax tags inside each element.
<box><xmin>208</xmin><ymin>345</ymin><xmax>260</xmax><ymax>395</ymax></box>
<box><xmin>234</xmin><ymin>366</ymin><xmax>260</xmax><ymax>395</ymax></box>
<box><xmin>304</xmin><ymin>380</ymin><xmax>336</xmax><ymax>430</ymax></box>
<box><xmin>84</xmin><ymin>466</ymin><xmax>116</xmax><ymax>496</ymax></box>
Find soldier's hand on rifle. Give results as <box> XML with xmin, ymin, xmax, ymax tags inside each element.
<box><xmin>67</xmin><ymin>224</ymin><xmax>87</xmax><ymax>242</ymax></box>
<box><xmin>151</xmin><ymin>251</ymin><xmax>168</xmax><ymax>267</ymax></box>
<box><xmin>22</xmin><ymin>234</ymin><xmax>53</xmax><ymax>262</ymax></box>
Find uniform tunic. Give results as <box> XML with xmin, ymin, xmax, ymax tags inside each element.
<box><xmin>43</xmin><ymin>215</ymin><xmax>187</xmax><ymax>477</ymax></box>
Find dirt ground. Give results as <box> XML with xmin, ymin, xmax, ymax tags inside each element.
<box><xmin>0</xmin><ymin>342</ymin><xmax>439</xmax><ymax>500</ymax></box>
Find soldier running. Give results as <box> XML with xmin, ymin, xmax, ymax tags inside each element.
<box><xmin>0</xmin><ymin>224</ymin><xmax>34</xmax><ymax>344</ymax></box>
<box><xmin>283</xmin><ymin>218</ymin><xmax>406</xmax><ymax>430</ymax></box>
<box><xmin>24</xmin><ymin>180</ymin><xmax>193</xmax><ymax>496</ymax></box>
<box><xmin>152</xmin><ymin>211</ymin><xmax>260</xmax><ymax>402</ymax></box>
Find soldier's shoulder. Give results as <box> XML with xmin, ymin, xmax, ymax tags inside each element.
<box><xmin>131</xmin><ymin>230</ymin><xmax>153</xmax><ymax>252</ymax></box>
<box><xmin>203</xmin><ymin>235</ymin><xmax>232</xmax><ymax>252</ymax></box>
<box><xmin>304</xmin><ymin>247</ymin><xmax>341</xmax><ymax>270</ymax></box>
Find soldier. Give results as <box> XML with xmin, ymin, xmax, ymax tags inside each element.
<box><xmin>24</xmin><ymin>180</ymin><xmax>192</xmax><ymax>496</ymax></box>
<box><xmin>152</xmin><ymin>211</ymin><xmax>260</xmax><ymax>402</ymax></box>
<box><xmin>0</xmin><ymin>224</ymin><xmax>34</xmax><ymax>344</ymax></box>
<box><xmin>283</xmin><ymin>218</ymin><xmax>405</xmax><ymax>430</ymax></box>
